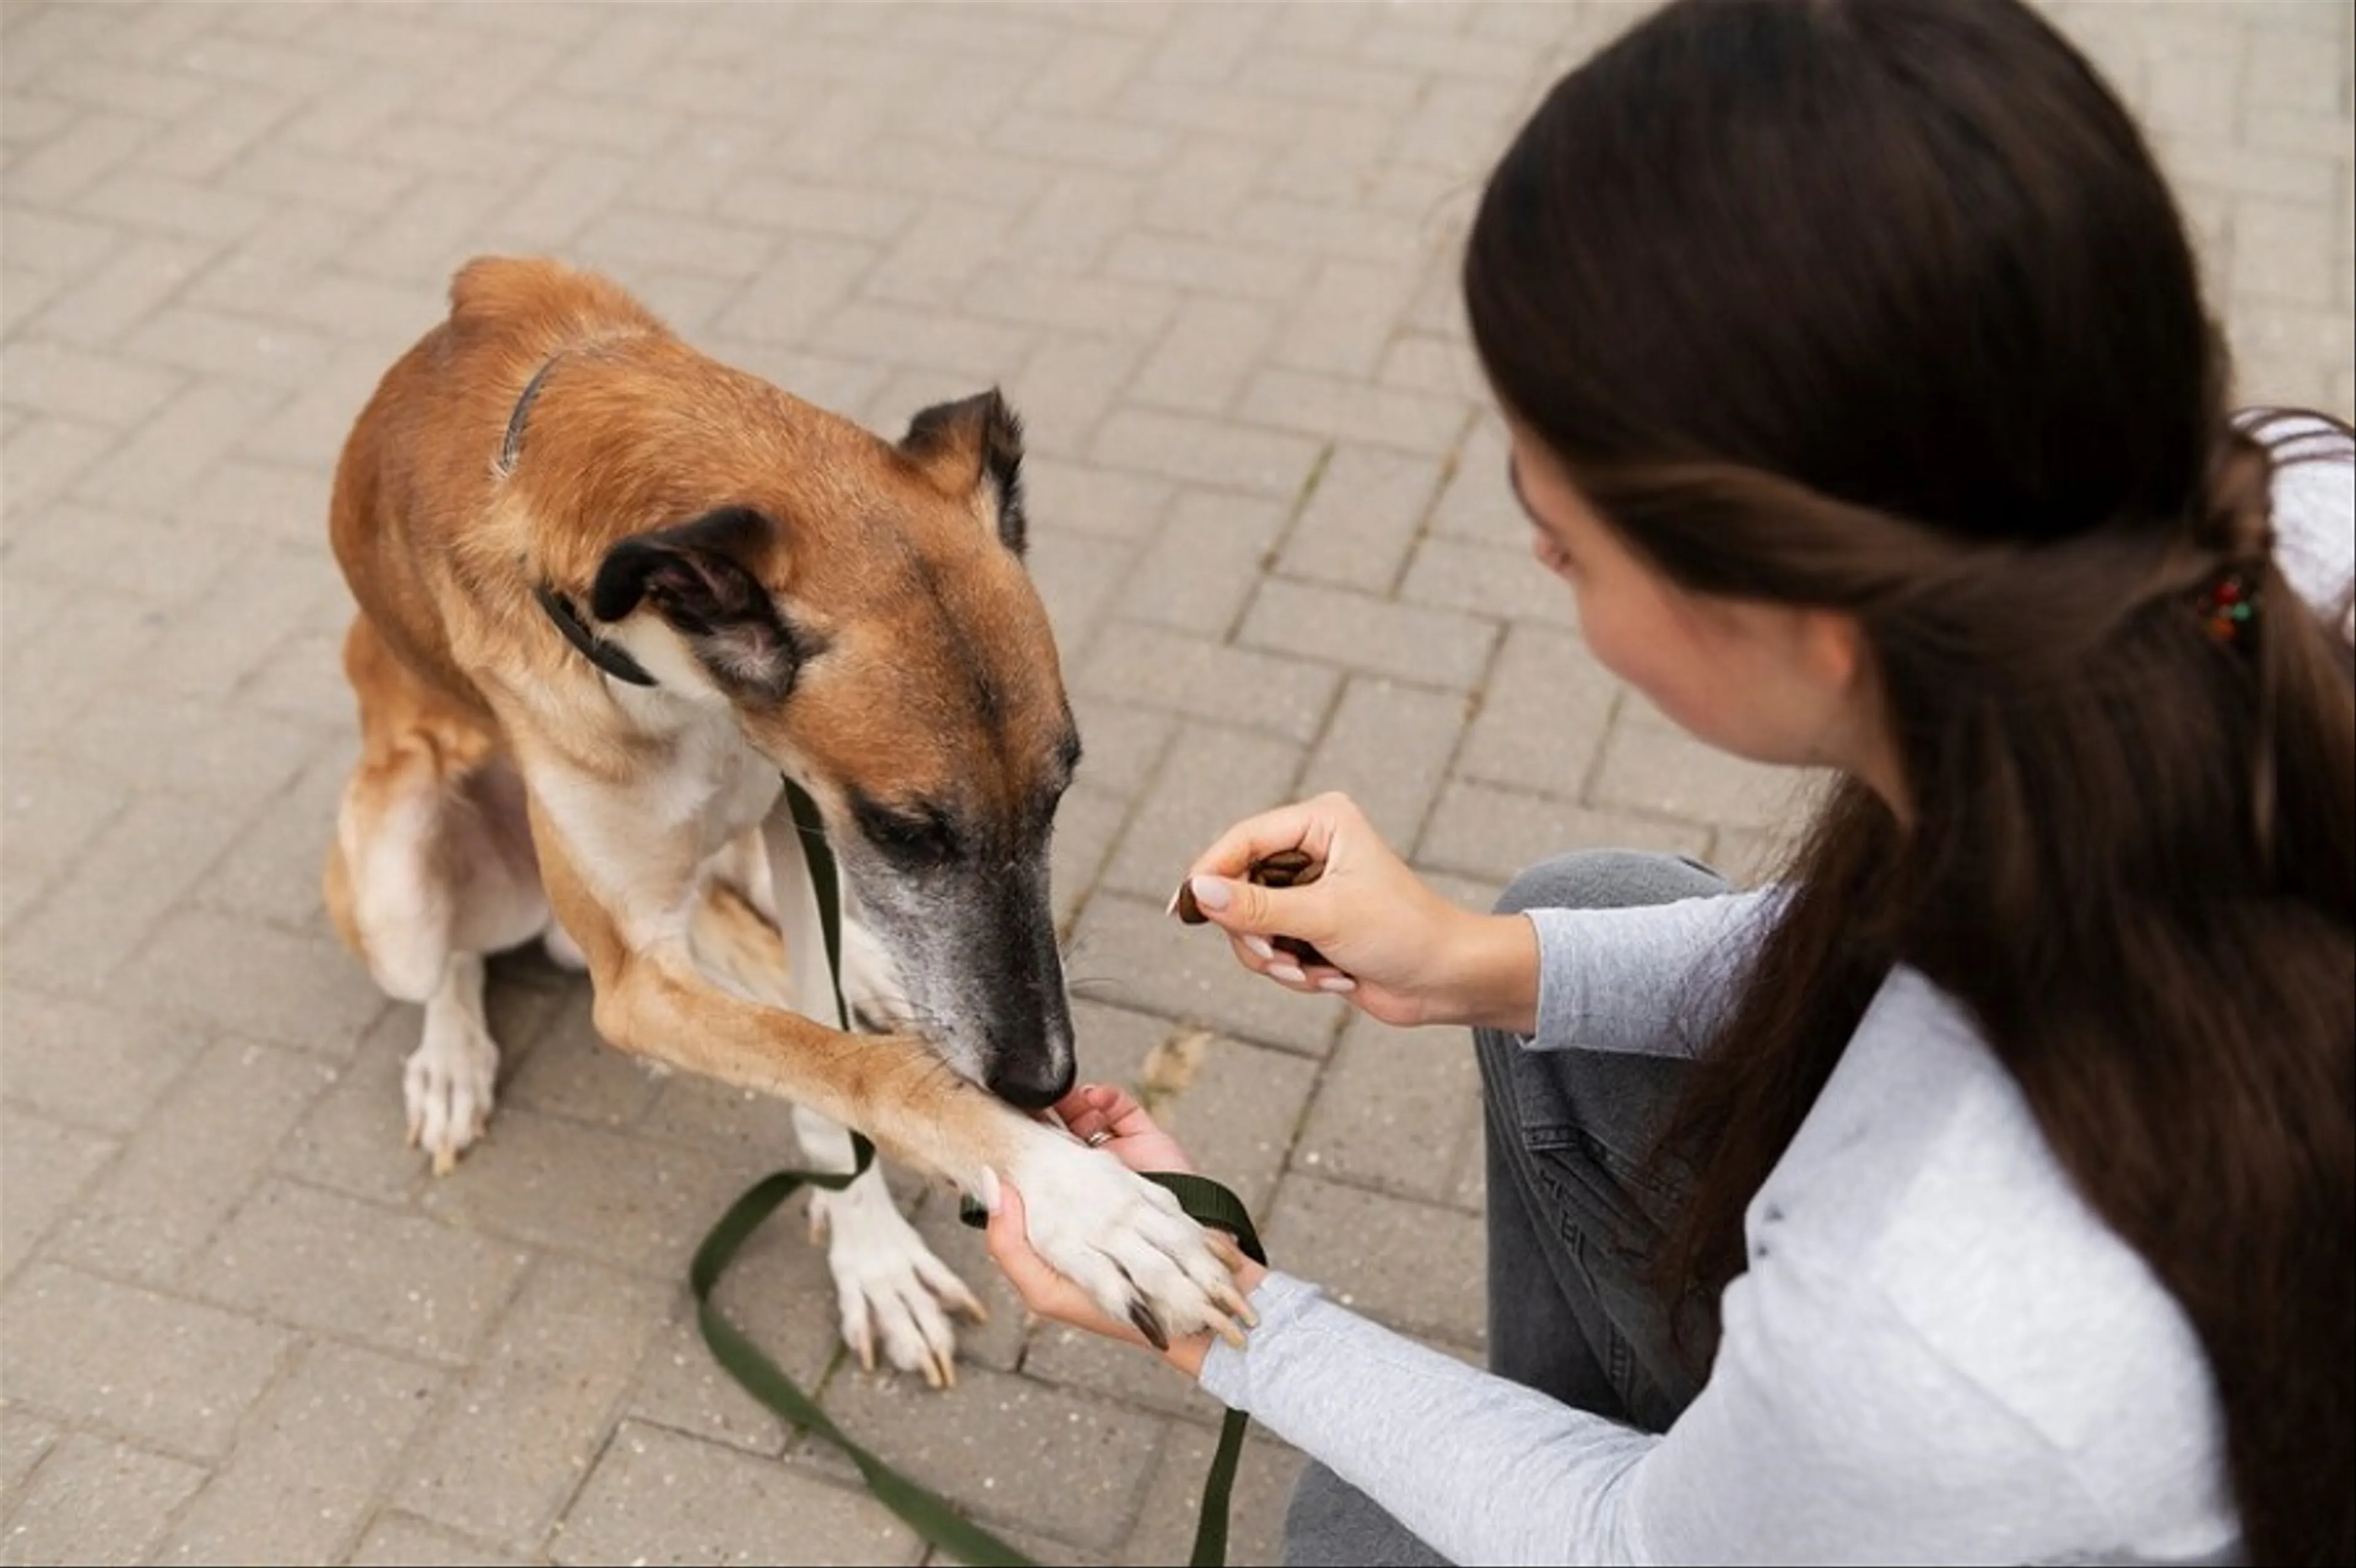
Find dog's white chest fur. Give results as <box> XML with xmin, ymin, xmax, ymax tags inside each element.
<box><xmin>533</xmin><ymin>700</ymin><xmax>783</xmax><ymax>950</ymax></box>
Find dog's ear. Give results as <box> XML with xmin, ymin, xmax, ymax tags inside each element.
<box><xmin>899</xmin><ymin>389</ymin><xmax>1026</xmax><ymax>556</ymax></box>
<box><xmin>590</xmin><ymin>505</ymin><xmax>806</xmax><ymax>701</ymax></box>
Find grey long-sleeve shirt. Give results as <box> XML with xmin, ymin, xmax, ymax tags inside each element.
<box><xmin>1198</xmin><ymin>425</ymin><xmax>2351</xmax><ymax>1566</ymax></box>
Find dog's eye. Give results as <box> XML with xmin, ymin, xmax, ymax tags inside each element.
<box><xmin>855</xmin><ymin>801</ymin><xmax>959</xmax><ymax>865</ymax></box>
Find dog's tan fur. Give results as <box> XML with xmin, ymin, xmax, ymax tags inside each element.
<box><xmin>323</xmin><ymin>257</ymin><xmax>1240</xmax><ymax>1376</ymax></box>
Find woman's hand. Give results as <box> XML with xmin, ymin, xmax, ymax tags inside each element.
<box><xmin>1053</xmin><ymin>1081</ymin><xmax>1198</xmax><ymax>1175</ymax></box>
<box><xmin>1177</xmin><ymin>792</ymin><xmax>1540</xmax><ymax>1032</ymax></box>
<box><xmin>984</xmin><ymin>1085</ymin><xmax>1264</xmax><ymax>1378</ymax></box>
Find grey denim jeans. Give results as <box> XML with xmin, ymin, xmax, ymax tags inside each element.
<box><xmin>1281</xmin><ymin>850</ymin><xmax>1732</xmax><ymax>1568</ymax></box>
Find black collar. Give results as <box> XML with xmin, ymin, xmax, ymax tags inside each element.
<box><xmin>501</xmin><ymin>352</ymin><xmax>564</xmax><ymax>475</ymax></box>
<box><xmin>534</xmin><ymin>584</ymin><xmax>658</xmax><ymax>687</ymax></box>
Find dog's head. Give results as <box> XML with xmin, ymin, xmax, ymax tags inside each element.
<box><xmin>587</xmin><ymin>389</ymin><xmax>1079</xmax><ymax>1109</ymax></box>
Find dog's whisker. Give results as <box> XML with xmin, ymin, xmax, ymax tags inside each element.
<box><xmin>1066</xmin><ymin>974</ymin><xmax>1136</xmax><ymax>1004</ymax></box>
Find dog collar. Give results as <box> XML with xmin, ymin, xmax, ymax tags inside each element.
<box><xmin>534</xmin><ymin>584</ymin><xmax>658</xmax><ymax>687</ymax></box>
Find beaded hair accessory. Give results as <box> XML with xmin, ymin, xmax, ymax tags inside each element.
<box><xmin>2194</xmin><ymin>569</ymin><xmax>2259</xmax><ymax>645</ymax></box>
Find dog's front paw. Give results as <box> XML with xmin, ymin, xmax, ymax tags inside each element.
<box><xmin>809</xmin><ymin>1175</ymin><xmax>986</xmax><ymax>1389</ymax></box>
<box><xmin>404</xmin><ymin>1009</ymin><xmax>498</xmax><ymax>1175</ymax></box>
<box><xmin>1006</xmin><ymin>1138</ymin><xmax>1249</xmax><ymax>1350</ymax></box>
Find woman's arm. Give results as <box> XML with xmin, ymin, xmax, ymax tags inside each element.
<box><xmin>1520</xmin><ymin>886</ymin><xmax>1781</xmax><ymax>1056</ymax></box>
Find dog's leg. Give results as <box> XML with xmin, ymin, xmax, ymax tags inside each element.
<box><xmin>327</xmin><ymin>617</ymin><xmax>549</xmax><ymax>1173</ymax></box>
<box><xmin>536</xmin><ymin>810</ymin><xmax>1250</xmax><ymax>1348</ymax></box>
<box><xmin>791</xmin><ymin>1105</ymin><xmax>985</xmax><ymax>1388</ymax></box>
<box><xmin>406</xmin><ymin>952</ymin><xmax>498</xmax><ymax>1170</ymax></box>
<box><xmin>798</xmin><ymin>902</ymin><xmax>991</xmax><ymax>1389</ymax></box>
<box><xmin>690</xmin><ymin>867</ymin><xmax>985</xmax><ymax>1387</ymax></box>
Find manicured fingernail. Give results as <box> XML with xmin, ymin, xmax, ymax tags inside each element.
<box><xmin>1318</xmin><ymin>975</ymin><xmax>1357</xmax><ymax>994</ymax></box>
<box><xmin>1243</xmin><ymin>935</ymin><xmax>1275</xmax><ymax>961</ymax></box>
<box><xmin>1188</xmin><ymin>875</ymin><xmax>1230</xmax><ymax>913</ymax></box>
<box><xmin>1268</xmin><ymin>963</ymin><xmax>1307</xmax><ymax>985</ymax></box>
<box><xmin>976</xmin><ymin>1167</ymin><xmax>1002</xmax><ymax>1215</ymax></box>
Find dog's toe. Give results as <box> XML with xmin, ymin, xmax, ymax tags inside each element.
<box><xmin>842</xmin><ymin>1309</ymin><xmax>879</xmax><ymax>1374</ymax></box>
<box><xmin>813</xmin><ymin>1183</ymin><xmax>980</xmax><ymax>1389</ymax></box>
<box><xmin>402</xmin><ymin>1016</ymin><xmax>499</xmax><ymax>1176</ymax></box>
<box><xmin>1008</xmin><ymin>1139</ymin><xmax>1249</xmax><ymax>1348</ymax></box>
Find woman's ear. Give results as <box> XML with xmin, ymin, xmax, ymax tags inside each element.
<box><xmin>1795</xmin><ymin>606</ymin><xmax>1870</xmax><ymax>694</ymax></box>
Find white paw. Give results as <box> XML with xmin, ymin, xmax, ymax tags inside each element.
<box><xmin>404</xmin><ymin>1011</ymin><xmax>498</xmax><ymax>1175</ymax></box>
<box><xmin>1006</xmin><ymin>1137</ymin><xmax>1245</xmax><ymax>1349</ymax></box>
<box><xmin>810</xmin><ymin>1171</ymin><xmax>986</xmax><ymax>1389</ymax></box>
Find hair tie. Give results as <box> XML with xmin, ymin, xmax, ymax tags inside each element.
<box><xmin>2193</xmin><ymin>567</ymin><xmax>2259</xmax><ymax>645</ymax></box>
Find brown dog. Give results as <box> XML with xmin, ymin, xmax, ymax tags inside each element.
<box><xmin>322</xmin><ymin>256</ymin><xmax>1242</xmax><ymax>1383</ymax></box>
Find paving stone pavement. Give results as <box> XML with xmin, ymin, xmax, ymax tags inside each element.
<box><xmin>1</xmin><ymin>2</ymin><xmax>2349</xmax><ymax>1563</ymax></box>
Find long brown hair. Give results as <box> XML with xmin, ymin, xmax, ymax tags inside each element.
<box><xmin>1463</xmin><ymin>2</ymin><xmax>2354</xmax><ymax>1561</ymax></box>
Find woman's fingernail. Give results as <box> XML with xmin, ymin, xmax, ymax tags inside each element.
<box><xmin>1188</xmin><ymin>875</ymin><xmax>1231</xmax><ymax>913</ymax></box>
<box><xmin>977</xmin><ymin>1167</ymin><xmax>1002</xmax><ymax>1215</ymax></box>
<box><xmin>1243</xmin><ymin>935</ymin><xmax>1276</xmax><ymax>961</ymax></box>
<box><xmin>1318</xmin><ymin>975</ymin><xmax>1357</xmax><ymax>994</ymax></box>
<box><xmin>1268</xmin><ymin>963</ymin><xmax>1307</xmax><ymax>985</ymax></box>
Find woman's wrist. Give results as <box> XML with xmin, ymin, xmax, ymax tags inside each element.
<box><xmin>1431</xmin><ymin>909</ymin><xmax>1540</xmax><ymax>1034</ymax></box>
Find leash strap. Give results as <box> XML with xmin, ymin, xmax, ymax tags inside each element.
<box><xmin>693</xmin><ymin>777</ymin><xmax>1265</xmax><ymax>1567</ymax></box>
<box><xmin>780</xmin><ymin>777</ymin><xmax>851</xmax><ymax>1034</ymax></box>
<box><xmin>690</xmin><ymin>1165</ymin><xmax>1039</xmax><ymax>1567</ymax></box>
<box><xmin>1139</xmin><ymin>1174</ymin><xmax>1267</xmax><ymax>1567</ymax></box>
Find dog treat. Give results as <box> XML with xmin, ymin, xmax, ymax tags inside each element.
<box><xmin>1174</xmin><ymin>849</ymin><xmax>1334</xmax><ymax>969</ymax></box>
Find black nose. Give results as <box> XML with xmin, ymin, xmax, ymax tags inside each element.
<box><xmin>987</xmin><ymin>1053</ymin><xmax>1075</xmax><ymax>1112</ymax></box>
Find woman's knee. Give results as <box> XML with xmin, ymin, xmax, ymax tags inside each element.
<box><xmin>1493</xmin><ymin>848</ymin><xmax>1730</xmax><ymax>918</ymax></box>
<box><xmin>1283</xmin><ymin>1461</ymin><xmax>1450</xmax><ymax>1567</ymax></box>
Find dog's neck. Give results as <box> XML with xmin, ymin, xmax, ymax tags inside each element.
<box><xmin>505</xmin><ymin>347</ymin><xmax>663</xmax><ymax>691</ymax></box>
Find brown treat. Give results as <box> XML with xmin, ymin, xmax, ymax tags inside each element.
<box><xmin>1172</xmin><ymin>850</ymin><xmax>1336</xmax><ymax>970</ymax></box>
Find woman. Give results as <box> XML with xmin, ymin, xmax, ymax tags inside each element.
<box><xmin>987</xmin><ymin>1</ymin><xmax>2354</xmax><ymax>1561</ymax></box>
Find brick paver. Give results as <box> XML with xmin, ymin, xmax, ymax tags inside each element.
<box><xmin>4</xmin><ymin>2</ymin><xmax>2349</xmax><ymax>1563</ymax></box>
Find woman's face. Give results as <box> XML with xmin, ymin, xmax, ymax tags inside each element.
<box><xmin>1504</xmin><ymin>423</ymin><xmax>1892</xmax><ymax>793</ymax></box>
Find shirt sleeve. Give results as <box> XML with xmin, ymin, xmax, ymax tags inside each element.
<box><xmin>2245</xmin><ymin>411</ymin><xmax>2354</xmax><ymax>635</ymax></box>
<box><xmin>1198</xmin><ymin>1262</ymin><xmax>2108</xmax><ymax>1567</ymax></box>
<box><xmin>1522</xmin><ymin>886</ymin><xmax>1783</xmax><ymax>1056</ymax></box>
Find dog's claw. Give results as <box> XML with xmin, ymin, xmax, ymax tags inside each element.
<box><xmin>1126</xmin><ymin>1300</ymin><xmax>1171</xmax><ymax>1351</ymax></box>
<box><xmin>848</xmin><ymin>1318</ymin><xmax>878</xmax><ymax>1374</ymax></box>
<box><xmin>945</xmin><ymin>1278</ymin><xmax>988</xmax><ymax>1324</ymax></box>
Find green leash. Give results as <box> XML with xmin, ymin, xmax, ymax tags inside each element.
<box><xmin>691</xmin><ymin>778</ymin><xmax>1265</xmax><ymax>1566</ymax></box>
